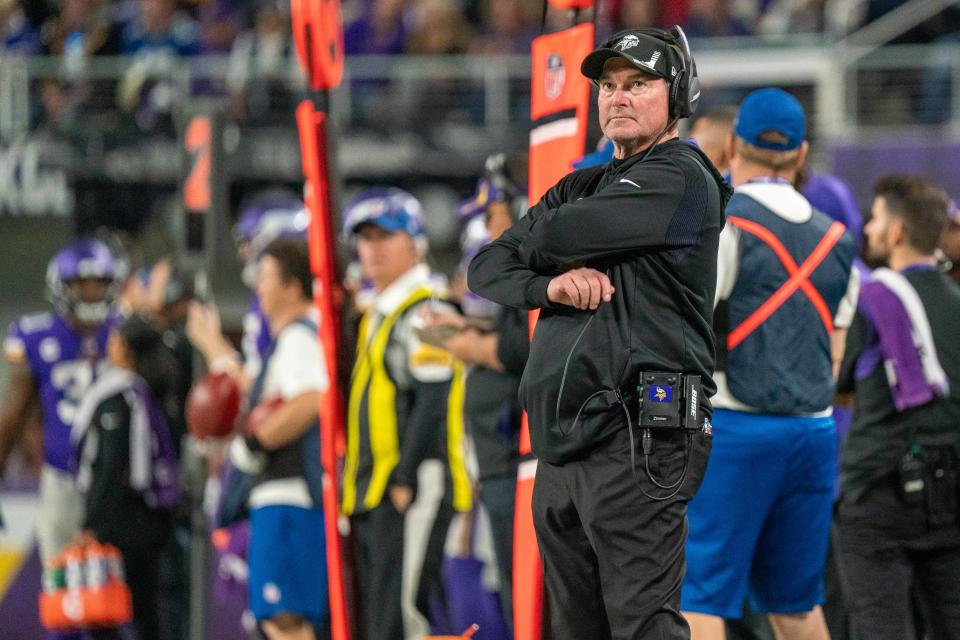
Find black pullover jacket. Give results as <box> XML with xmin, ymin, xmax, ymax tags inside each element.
<box><xmin>468</xmin><ymin>139</ymin><xmax>731</xmax><ymax>464</ymax></box>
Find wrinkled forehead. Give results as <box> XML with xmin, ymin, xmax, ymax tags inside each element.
<box><xmin>598</xmin><ymin>58</ymin><xmax>662</xmax><ymax>83</ymax></box>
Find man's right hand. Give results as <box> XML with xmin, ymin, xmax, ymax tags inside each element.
<box><xmin>547</xmin><ymin>267</ymin><xmax>615</xmax><ymax>310</ymax></box>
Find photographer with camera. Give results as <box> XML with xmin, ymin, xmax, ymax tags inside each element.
<box><xmin>468</xmin><ymin>27</ymin><xmax>729</xmax><ymax>638</ymax></box>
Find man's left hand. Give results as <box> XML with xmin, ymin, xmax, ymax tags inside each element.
<box><xmin>547</xmin><ymin>267</ymin><xmax>615</xmax><ymax>310</ymax></box>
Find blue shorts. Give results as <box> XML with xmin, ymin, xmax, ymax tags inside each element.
<box><xmin>681</xmin><ymin>409</ymin><xmax>836</xmax><ymax>618</ymax></box>
<box><xmin>248</xmin><ymin>504</ymin><xmax>328</xmax><ymax>622</ymax></box>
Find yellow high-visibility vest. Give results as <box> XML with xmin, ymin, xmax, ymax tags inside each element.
<box><xmin>342</xmin><ymin>286</ymin><xmax>472</xmax><ymax>515</ymax></box>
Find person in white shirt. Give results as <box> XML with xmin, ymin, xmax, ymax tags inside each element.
<box><xmin>189</xmin><ymin>237</ymin><xmax>328</xmax><ymax>640</ymax></box>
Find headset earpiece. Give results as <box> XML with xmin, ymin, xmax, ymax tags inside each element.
<box><xmin>668</xmin><ymin>25</ymin><xmax>699</xmax><ymax>120</ymax></box>
<box><xmin>669</xmin><ymin>62</ymin><xmax>686</xmax><ymax>120</ymax></box>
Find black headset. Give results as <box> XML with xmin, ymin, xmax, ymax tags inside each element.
<box><xmin>626</xmin><ymin>26</ymin><xmax>700</xmax><ymax>121</ymax></box>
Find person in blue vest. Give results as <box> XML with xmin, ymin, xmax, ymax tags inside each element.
<box><xmin>689</xmin><ymin>101</ymin><xmax>867</xmax><ymax>640</ymax></box>
<box><xmin>681</xmin><ymin>88</ymin><xmax>860</xmax><ymax>640</ymax></box>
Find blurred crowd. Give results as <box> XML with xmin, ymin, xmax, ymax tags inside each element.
<box><xmin>4</xmin><ymin>0</ymin><xmax>960</xmax><ymax>132</ymax></box>
<box><xmin>6</xmin><ymin>0</ymin><xmax>960</xmax><ymax>62</ymax></box>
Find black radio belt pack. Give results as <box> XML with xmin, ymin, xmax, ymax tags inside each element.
<box><xmin>637</xmin><ymin>372</ymin><xmax>702</xmax><ymax>430</ymax></box>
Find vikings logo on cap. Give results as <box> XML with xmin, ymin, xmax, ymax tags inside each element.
<box><xmin>614</xmin><ymin>34</ymin><xmax>640</xmax><ymax>51</ymax></box>
<box><xmin>545</xmin><ymin>53</ymin><xmax>566</xmax><ymax>100</ymax></box>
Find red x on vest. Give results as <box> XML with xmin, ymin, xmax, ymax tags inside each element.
<box><xmin>727</xmin><ymin>216</ymin><xmax>847</xmax><ymax>351</ymax></box>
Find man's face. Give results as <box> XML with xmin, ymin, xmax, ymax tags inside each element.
<box><xmin>65</xmin><ymin>276</ymin><xmax>112</xmax><ymax>327</ymax></box>
<box><xmin>865</xmin><ymin>196</ymin><xmax>899</xmax><ymax>265</ymax></box>
<box><xmin>939</xmin><ymin>217</ymin><xmax>960</xmax><ymax>264</ymax></box>
<box><xmin>67</xmin><ymin>277</ymin><xmax>110</xmax><ymax>304</ymax></box>
<box><xmin>689</xmin><ymin>118</ymin><xmax>731</xmax><ymax>172</ymax></box>
<box><xmin>255</xmin><ymin>255</ymin><xmax>292</xmax><ymax>322</ymax></box>
<box><xmin>355</xmin><ymin>224</ymin><xmax>419</xmax><ymax>290</ymax></box>
<box><xmin>597</xmin><ymin>58</ymin><xmax>670</xmax><ymax>154</ymax></box>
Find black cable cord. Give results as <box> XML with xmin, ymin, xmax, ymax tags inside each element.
<box><xmin>547</xmin><ymin>274</ymin><xmax>692</xmax><ymax>501</ymax></box>
<box><xmin>555</xmin><ymin>312</ymin><xmax>598</xmax><ymax>437</ymax></box>
<box><xmin>619</xmin><ymin>399</ymin><xmax>691</xmax><ymax>502</ymax></box>
<box><xmin>542</xmin><ymin>252</ymin><xmax>691</xmax><ymax>502</ymax></box>
<box><xmin>643</xmin><ymin>430</ymin><xmax>690</xmax><ymax>490</ymax></box>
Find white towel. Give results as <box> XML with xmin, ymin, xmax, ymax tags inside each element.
<box><xmin>71</xmin><ymin>366</ymin><xmax>153</xmax><ymax>495</ymax></box>
<box><xmin>870</xmin><ymin>268</ymin><xmax>949</xmax><ymax>396</ymax></box>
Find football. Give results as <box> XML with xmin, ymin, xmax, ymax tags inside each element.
<box><xmin>185</xmin><ymin>371</ymin><xmax>242</xmax><ymax>440</ymax></box>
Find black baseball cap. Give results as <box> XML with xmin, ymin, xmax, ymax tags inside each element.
<box><xmin>581</xmin><ymin>29</ymin><xmax>681</xmax><ymax>83</ymax></box>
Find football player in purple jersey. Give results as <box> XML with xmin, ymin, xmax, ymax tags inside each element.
<box><xmin>0</xmin><ymin>238</ymin><xmax>121</xmax><ymax>562</ymax></box>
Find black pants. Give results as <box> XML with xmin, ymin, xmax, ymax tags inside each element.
<box><xmin>89</xmin><ymin>511</ymin><xmax>171</xmax><ymax>640</ymax></box>
<box><xmin>480</xmin><ymin>472</ymin><xmax>517</xmax><ymax>632</ymax></box>
<box><xmin>352</xmin><ymin>501</ymin><xmax>405</xmax><ymax>640</ymax></box>
<box><xmin>157</xmin><ymin>519</ymin><xmax>190</xmax><ymax>640</ymax></box>
<box><xmin>532</xmin><ymin>427</ymin><xmax>711</xmax><ymax>640</ymax></box>
<box><xmin>835</xmin><ymin>478</ymin><xmax>960</xmax><ymax>640</ymax></box>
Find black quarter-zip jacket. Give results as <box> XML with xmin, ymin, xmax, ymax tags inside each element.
<box><xmin>468</xmin><ymin>139</ymin><xmax>732</xmax><ymax>464</ymax></box>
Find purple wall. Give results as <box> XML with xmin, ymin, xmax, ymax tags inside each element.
<box><xmin>828</xmin><ymin>136</ymin><xmax>960</xmax><ymax>211</ymax></box>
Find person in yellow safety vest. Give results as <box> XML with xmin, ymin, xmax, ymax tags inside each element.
<box><xmin>341</xmin><ymin>186</ymin><xmax>473</xmax><ymax>640</ymax></box>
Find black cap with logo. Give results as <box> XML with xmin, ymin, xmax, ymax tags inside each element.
<box><xmin>580</xmin><ymin>29</ymin><xmax>682</xmax><ymax>84</ymax></box>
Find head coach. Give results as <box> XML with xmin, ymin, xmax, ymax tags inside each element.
<box><xmin>468</xmin><ymin>27</ymin><xmax>731</xmax><ymax>639</ymax></box>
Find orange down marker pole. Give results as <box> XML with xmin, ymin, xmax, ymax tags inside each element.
<box><xmin>516</xmin><ymin>19</ymin><xmax>594</xmax><ymax>640</ymax></box>
<box><xmin>290</xmin><ymin>0</ymin><xmax>349</xmax><ymax>638</ymax></box>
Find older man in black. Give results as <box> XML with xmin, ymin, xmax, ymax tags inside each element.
<box><xmin>469</xmin><ymin>27</ymin><xmax>729</xmax><ymax>639</ymax></box>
